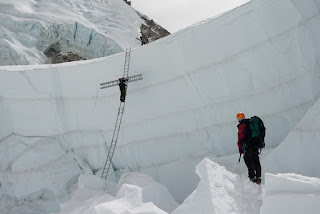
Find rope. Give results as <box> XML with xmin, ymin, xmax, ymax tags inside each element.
<box><xmin>230</xmin><ymin>155</ymin><xmax>247</xmax><ymax>214</ymax></box>
<box><xmin>231</xmin><ymin>162</ymin><xmax>239</xmax><ymax>173</ymax></box>
<box><xmin>239</xmin><ymin>174</ymin><xmax>247</xmax><ymax>214</ymax></box>
<box><xmin>231</xmin><ymin>154</ymin><xmax>242</xmax><ymax>173</ymax></box>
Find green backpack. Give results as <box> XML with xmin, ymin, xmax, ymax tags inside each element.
<box><xmin>247</xmin><ymin>116</ymin><xmax>266</xmax><ymax>148</ymax></box>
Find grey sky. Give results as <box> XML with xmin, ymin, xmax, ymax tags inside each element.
<box><xmin>131</xmin><ymin>0</ymin><xmax>250</xmax><ymax>33</ymax></box>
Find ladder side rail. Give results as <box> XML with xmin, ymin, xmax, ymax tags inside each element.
<box><xmin>104</xmin><ymin>147</ymin><xmax>118</xmax><ymax>179</ymax></box>
<box><xmin>102</xmin><ymin>126</ymin><xmax>122</xmax><ymax>179</ymax></box>
<box><xmin>100</xmin><ymin>80</ymin><xmax>120</xmax><ymax>89</ymax></box>
<box><xmin>101</xmin><ymin>124</ymin><xmax>121</xmax><ymax>178</ymax></box>
<box><xmin>101</xmin><ymin>135</ymin><xmax>119</xmax><ymax>179</ymax></box>
<box><xmin>100</xmin><ymin>74</ymin><xmax>142</xmax><ymax>89</ymax></box>
<box><xmin>100</xmin><ymin>79</ymin><xmax>119</xmax><ymax>87</ymax></box>
<box><xmin>123</xmin><ymin>49</ymin><xmax>129</xmax><ymax>77</ymax></box>
<box><xmin>110</xmin><ymin>109</ymin><xmax>124</xmax><ymax>144</ymax></box>
<box><xmin>102</xmin><ymin>159</ymin><xmax>111</xmax><ymax>176</ymax></box>
<box><xmin>127</xmin><ymin>74</ymin><xmax>143</xmax><ymax>81</ymax></box>
<box><xmin>125</xmin><ymin>49</ymin><xmax>131</xmax><ymax>78</ymax></box>
<box><xmin>101</xmin><ymin>147</ymin><xmax>115</xmax><ymax>179</ymax></box>
<box><xmin>123</xmin><ymin>48</ymin><xmax>131</xmax><ymax>78</ymax></box>
<box><xmin>101</xmin><ymin>102</ymin><xmax>126</xmax><ymax>179</ymax></box>
<box><xmin>127</xmin><ymin>77</ymin><xmax>143</xmax><ymax>83</ymax></box>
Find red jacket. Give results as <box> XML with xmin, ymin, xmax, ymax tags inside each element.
<box><xmin>237</xmin><ymin>119</ymin><xmax>248</xmax><ymax>154</ymax></box>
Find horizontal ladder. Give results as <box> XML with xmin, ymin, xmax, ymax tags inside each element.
<box><xmin>100</xmin><ymin>74</ymin><xmax>143</xmax><ymax>89</ymax></box>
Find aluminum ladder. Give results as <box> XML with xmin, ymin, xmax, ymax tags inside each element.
<box><xmin>101</xmin><ymin>48</ymin><xmax>131</xmax><ymax>180</ymax></box>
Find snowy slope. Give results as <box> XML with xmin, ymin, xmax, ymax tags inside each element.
<box><xmin>0</xmin><ymin>0</ymin><xmax>143</xmax><ymax>65</ymax></box>
<box><xmin>171</xmin><ymin>158</ymin><xmax>261</xmax><ymax>214</ymax></box>
<box><xmin>56</xmin><ymin>174</ymin><xmax>172</xmax><ymax>214</ymax></box>
<box><xmin>1</xmin><ymin>0</ymin><xmax>320</xmax><ymax>213</ymax></box>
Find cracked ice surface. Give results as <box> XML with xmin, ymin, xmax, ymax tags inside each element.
<box><xmin>1</xmin><ymin>0</ymin><xmax>320</xmax><ymax>213</ymax></box>
<box><xmin>0</xmin><ymin>0</ymin><xmax>143</xmax><ymax>65</ymax></box>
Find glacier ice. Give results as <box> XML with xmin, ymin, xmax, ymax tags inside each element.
<box><xmin>57</xmin><ymin>174</ymin><xmax>171</xmax><ymax>214</ymax></box>
<box><xmin>0</xmin><ymin>0</ymin><xmax>144</xmax><ymax>65</ymax></box>
<box><xmin>263</xmin><ymin>96</ymin><xmax>320</xmax><ymax>178</ymax></box>
<box><xmin>261</xmin><ymin>173</ymin><xmax>320</xmax><ymax>214</ymax></box>
<box><xmin>172</xmin><ymin>158</ymin><xmax>263</xmax><ymax>214</ymax></box>
<box><xmin>1</xmin><ymin>0</ymin><xmax>320</xmax><ymax>213</ymax></box>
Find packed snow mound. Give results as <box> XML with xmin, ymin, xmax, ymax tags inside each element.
<box><xmin>172</xmin><ymin>158</ymin><xmax>263</xmax><ymax>214</ymax></box>
<box><xmin>58</xmin><ymin>174</ymin><xmax>168</xmax><ymax>214</ymax></box>
<box><xmin>0</xmin><ymin>0</ymin><xmax>143</xmax><ymax>65</ymax></box>
<box><xmin>117</xmin><ymin>173</ymin><xmax>179</xmax><ymax>213</ymax></box>
<box><xmin>57</xmin><ymin>175</ymin><xmax>116</xmax><ymax>214</ymax></box>
<box><xmin>105</xmin><ymin>184</ymin><xmax>168</xmax><ymax>214</ymax></box>
<box><xmin>261</xmin><ymin>173</ymin><xmax>320</xmax><ymax>214</ymax></box>
<box><xmin>263</xmin><ymin>97</ymin><xmax>320</xmax><ymax>178</ymax></box>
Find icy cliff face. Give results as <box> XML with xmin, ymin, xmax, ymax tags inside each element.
<box><xmin>0</xmin><ymin>0</ymin><xmax>144</xmax><ymax>65</ymax></box>
<box><xmin>263</xmin><ymin>97</ymin><xmax>320</xmax><ymax>178</ymax></box>
<box><xmin>1</xmin><ymin>0</ymin><xmax>320</xmax><ymax>213</ymax></box>
<box><xmin>261</xmin><ymin>173</ymin><xmax>320</xmax><ymax>214</ymax></box>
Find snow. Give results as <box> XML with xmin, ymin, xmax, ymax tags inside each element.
<box><xmin>0</xmin><ymin>0</ymin><xmax>143</xmax><ymax>65</ymax></box>
<box><xmin>263</xmin><ymin>97</ymin><xmax>320</xmax><ymax>178</ymax></box>
<box><xmin>117</xmin><ymin>173</ymin><xmax>179</xmax><ymax>213</ymax></box>
<box><xmin>0</xmin><ymin>0</ymin><xmax>320</xmax><ymax>213</ymax></box>
<box><xmin>57</xmin><ymin>174</ymin><xmax>172</xmax><ymax>214</ymax></box>
<box><xmin>172</xmin><ymin>158</ymin><xmax>263</xmax><ymax>214</ymax></box>
<box><xmin>261</xmin><ymin>173</ymin><xmax>320</xmax><ymax>214</ymax></box>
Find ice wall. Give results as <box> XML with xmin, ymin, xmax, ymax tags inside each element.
<box><xmin>261</xmin><ymin>173</ymin><xmax>320</xmax><ymax>214</ymax></box>
<box><xmin>263</xmin><ymin>97</ymin><xmax>320</xmax><ymax>178</ymax></box>
<box><xmin>1</xmin><ymin>0</ymin><xmax>320</xmax><ymax>207</ymax></box>
<box><xmin>1</xmin><ymin>0</ymin><xmax>319</xmax><ymax>170</ymax></box>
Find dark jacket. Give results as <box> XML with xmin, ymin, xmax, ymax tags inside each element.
<box><xmin>140</xmin><ymin>35</ymin><xmax>148</xmax><ymax>43</ymax></box>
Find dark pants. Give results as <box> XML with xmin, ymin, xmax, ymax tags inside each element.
<box><xmin>244</xmin><ymin>148</ymin><xmax>261</xmax><ymax>179</ymax></box>
<box><xmin>119</xmin><ymin>84</ymin><xmax>127</xmax><ymax>102</ymax></box>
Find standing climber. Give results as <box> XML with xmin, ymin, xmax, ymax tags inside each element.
<box><xmin>140</xmin><ymin>33</ymin><xmax>149</xmax><ymax>46</ymax></box>
<box><xmin>119</xmin><ymin>78</ymin><xmax>128</xmax><ymax>102</ymax></box>
<box><xmin>236</xmin><ymin>112</ymin><xmax>265</xmax><ymax>185</ymax></box>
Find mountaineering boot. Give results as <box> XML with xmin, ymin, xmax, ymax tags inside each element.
<box><xmin>250</xmin><ymin>177</ymin><xmax>255</xmax><ymax>182</ymax></box>
<box><xmin>254</xmin><ymin>177</ymin><xmax>261</xmax><ymax>185</ymax></box>
<box><xmin>120</xmin><ymin>94</ymin><xmax>125</xmax><ymax>102</ymax></box>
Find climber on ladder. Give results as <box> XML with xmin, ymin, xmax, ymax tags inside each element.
<box><xmin>99</xmin><ymin>48</ymin><xmax>143</xmax><ymax>181</ymax></box>
<box><xmin>119</xmin><ymin>77</ymin><xmax>128</xmax><ymax>102</ymax></box>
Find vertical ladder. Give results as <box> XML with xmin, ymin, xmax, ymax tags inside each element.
<box><xmin>101</xmin><ymin>48</ymin><xmax>131</xmax><ymax>180</ymax></box>
<box><xmin>123</xmin><ymin>48</ymin><xmax>131</xmax><ymax>78</ymax></box>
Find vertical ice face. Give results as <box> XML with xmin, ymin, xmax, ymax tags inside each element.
<box><xmin>263</xmin><ymin>97</ymin><xmax>320</xmax><ymax>178</ymax></box>
<box><xmin>261</xmin><ymin>173</ymin><xmax>320</xmax><ymax>214</ymax></box>
<box><xmin>0</xmin><ymin>0</ymin><xmax>320</xmax><ymax>213</ymax></box>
